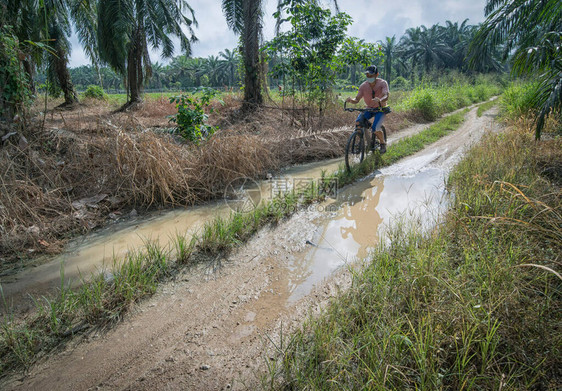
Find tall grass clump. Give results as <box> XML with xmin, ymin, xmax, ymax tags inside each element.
<box><xmin>500</xmin><ymin>81</ymin><xmax>541</xmax><ymax>119</ymax></box>
<box><xmin>0</xmin><ymin>240</ymin><xmax>173</xmax><ymax>375</ymax></box>
<box><xmin>394</xmin><ymin>78</ymin><xmax>502</xmax><ymax>121</ymax></box>
<box><xmin>267</xmin><ymin>125</ymin><xmax>561</xmax><ymax>389</ymax></box>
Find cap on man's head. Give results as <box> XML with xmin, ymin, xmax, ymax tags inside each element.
<box><xmin>364</xmin><ymin>65</ymin><xmax>378</xmax><ymax>75</ymax></box>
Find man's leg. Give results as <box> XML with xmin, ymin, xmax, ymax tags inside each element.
<box><xmin>355</xmin><ymin>112</ymin><xmax>365</xmax><ymax>129</ymax></box>
<box><xmin>372</xmin><ymin>113</ymin><xmax>386</xmax><ymax>152</ymax></box>
<box><xmin>356</xmin><ymin>111</ymin><xmax>374</xmax><ymax>130</ymax></box>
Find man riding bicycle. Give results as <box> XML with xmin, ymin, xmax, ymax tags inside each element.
<box><xmin>345</xmin><ymin>65</ymin><xmax>389</xmax><ymax>153</ymax></box>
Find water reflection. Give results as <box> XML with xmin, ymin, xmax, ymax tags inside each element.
<box><xmin>287</xmin><ymin>167</ymin><xmax>448</xmax><ymax>303</ymax></box>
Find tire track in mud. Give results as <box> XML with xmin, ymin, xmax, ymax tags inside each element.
<box><xmin>3</xmin><ymin>104</ymin><xmax>500</xmax><ymax>391</ymax></box>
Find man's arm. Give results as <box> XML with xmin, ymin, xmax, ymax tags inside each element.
<box><xmin>346</xmin><ymin>85</ymin><xmax>364</xmax><ymax>104</ymax></box>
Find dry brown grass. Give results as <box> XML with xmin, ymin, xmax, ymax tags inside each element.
<box><xmin>191</xmin><ymin>133</ymin><xmax>278</xmax><ymax>198</ymax></box>
<box><xmin>137</xmin><ymin>96</ymin><xmax>177</xmax><ymax>119</ymax></box>
<box><xmin>0</xmin><ymin>123</ymin><xmax>276</xmax><ymax>267</ymax></box>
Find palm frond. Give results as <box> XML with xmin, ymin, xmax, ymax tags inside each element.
<box><xmin>222</xmin><ymin>0</ymin><xmax>244</xmax><ymax>34</ymax></box>
<box><xmin>471</xmin><ymin>0</ymin><xmax>561</xmax><ymax>138</ymax></box>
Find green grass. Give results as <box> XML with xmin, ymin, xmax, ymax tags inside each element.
<box><xmin>499</xmin><ymin>81</ymin><xmax>541</xmax><ymax>119</ymax></box>
<box><xmin>477</xmin><ymin>99</ymin><xmax>497</xmax><ymax>117</ymax></box>
<box><xmin>0</xmin><ymin>239</ymin><xmax>172</xmax><ymax>375</ymax></box>
<box><xmin>264</xmin><ymin>126</ymin><xmax>561</xmax><ymax>390</ymax></box>
<box><xmin>393</xmin><ymin>82</ymin><xmax>502</xmax><ymax>121</ymax></box>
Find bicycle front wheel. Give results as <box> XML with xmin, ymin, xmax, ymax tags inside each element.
<box><xmin>345</xmin><ymin>130</ymin><xmax>365</xmax><ymax>172</ymax></box>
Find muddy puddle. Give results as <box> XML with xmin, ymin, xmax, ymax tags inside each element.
<box><xmin>286</xmin><ymin>157</ymin><xmax>449</xmax><ymax>303</ymax></box>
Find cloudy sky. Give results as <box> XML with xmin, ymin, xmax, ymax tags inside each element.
<box><xmin>68</xmin><ymin>0</ymin><xmax>488</xmax><ymax>68</ymax></box>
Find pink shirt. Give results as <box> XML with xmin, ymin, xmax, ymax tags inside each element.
<box><xmin>355</xmin><ymin>79</ymin><xmax>389</xmax><ymax>108</ymax></box>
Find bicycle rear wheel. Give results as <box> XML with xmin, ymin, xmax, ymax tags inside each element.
<box><xmin>345</xmin><ymin>129</ymin><xmax>365</xmax><ymax>172</ymax></box>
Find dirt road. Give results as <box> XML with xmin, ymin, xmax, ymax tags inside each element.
<box><xmin>4</xmin><ymin>106</ymin><xmax>499</xmax><ymax>391</ymax></box>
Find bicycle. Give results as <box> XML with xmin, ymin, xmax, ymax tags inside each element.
<box><xmin>343</xmin><ymin>102</ymin><xmax>388</xmax><ymax>172</ymax></box>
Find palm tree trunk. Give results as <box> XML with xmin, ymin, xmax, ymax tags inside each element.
<box><xmin>54</xmin><ymin>47</ymin><xmax>79</xmax><ymax>105</ymax></box>
<box><xmin>242</xmin><ymin>0</ymin><xmax>263</xmax><ymax>110</ymax></box>
<box><xmin>127</xmin><ymin>39</ymin><xmax>143</xmax><ymax>103</ymax></box>
<box><xmin>128</xmin><ymin>50</ymin><xmax>139</xmax><ymax>102</ymax></box>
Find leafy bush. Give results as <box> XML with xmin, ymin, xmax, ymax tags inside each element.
<box><xmin>83</xmin><ymin>85</ymin><xmax>107</xmax><ymax>100</ymax></box>
<box><xmin>500</xmin><ymin>81</ymin><xmax>541</xmax><ymax>118</ymax></box>
<box><xmin>390</xmin><ymin>76</ymin><xmax>409</xmax><ymax>90</ymax></box>
<box><xmin>168</xmin><ymin>88</ymin><xmax>220</xmax><ymax>143</ymax></box>
<box><xmin>410</xmin><ymin>89</ymin><xmax>438</xmax><ymax>121</ymax></box>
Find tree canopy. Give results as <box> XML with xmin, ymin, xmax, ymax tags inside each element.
<box><xmin>469</xmin><ymin>0</ymin><xmax>562</xmax><ymax>138</ymax></box>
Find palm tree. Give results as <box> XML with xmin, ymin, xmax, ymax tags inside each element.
<box><xmin>47</xmin><ymin>19</ymin><xmax>79</xmax><ymax>105</ymax></box>
<box><xmin>97</xmin><ymin>0</ymin><xmax>197</xmax><ymax>107</ymax></box>
<box><xmin>469</xmin><ymin>0</ymin><xmax>562</xmax><ymax>139</ymax></box>
<box><xmin>170</xmin><ymin>55</ymin><xmax>193</xmax><ymax>87</ymax></box>
<box><xmin>187</xmin><ymin>58</ymin><xmax>207</xmax><ymax>87</ymax></box>
<box><xmin>222</xmin><ymin>0</ymin><xmax>340</xmax><ymax>110</ymax></box>
<box><xmin>70</xmin><ymin>65</ymin><xmax>97</xmax><ymax>88</ymax></box>
<box><xmin>204</xmin><ymin>55</ymin><xmax>227</xmax><ymax>86</ymax></box>
<box><xmin>219</xmin><ymin>48</ymin><xmax>239</xmax><ymax>87</ymax></box>
<box><xmin>222</xmin><ymin>0</ymin><xmax>263</xmax><ymax>109</ymax></box>
<box><xmin>150</xmin><ymin>62</ymin><xmax>165</xmax><ymax>90</ymax></box>
<box><xmin>441</xmin><ymin>20</ymin><xmax>470</xmax><ymax>69</ymax></box>
<box><xmin>1</xmin><ymin>0</ymin><xmax>40</xmax><ymax>95</ymax></box>
<box><xmin>1</xmin><ymin>0</ymin><xmax>96</xmax><ymax>105</ymax></box>
<box><xmin>400</xmin><ymin>25</ymin><xmax>453</xmax><ymax>73</ymax></box>
<box><xmin>380</xmin><ymin>36</ymin><xmax>396</xmax><ymax>83</ymax></box>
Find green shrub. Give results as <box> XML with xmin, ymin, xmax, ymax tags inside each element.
<box><xmin>500</xmin><ymin>81</ymin><xmax>540</xmax><ymax>118</ymax></box>
<box><xmin>83</xmin><ymin>85</ymin><xmax>107</xmax><ymax>100</ymax></box>
<box><xmin>0</xmin><ymin>26</ymin><xmax>33</xmax><ymax>118</ymax></box>
<box><xmin>168</xmin><ymin>88</ymin><xmax>221</xmax><ymax>143</ymax></box>
<box><xmin>411</xmin><ymin>89</ymin><xmax>438</xmax><ymax>121</ymax></box>
<box><xmin>475</xmin><ymin>84</ymin><xmax>489</xmax><ymax>102</ymax></box>
<box><xmin>390</xmin><ymin>76</ymin><xmax>410</xmax><ymax>90</ymax></box>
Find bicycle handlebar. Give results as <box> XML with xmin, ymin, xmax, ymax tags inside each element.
<box><xmin>343</xmin><ymin>101</ymin><xmax>383</xmax><ymax>113</ymax></box>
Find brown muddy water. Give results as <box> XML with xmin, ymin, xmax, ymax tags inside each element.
<box><xmin>0</xmin><ymin>151</ymin><xmax>448</xmax><ymax>313</ymax></box>
<box><xmin>0</xmin><ymin>158</ymin><xmax>343</xmax><ymax>311</ymax></box>
<box><xmin>286</xmin><ymin>151</ymin><xmax>450</xmax><ymax>303</ymax></box>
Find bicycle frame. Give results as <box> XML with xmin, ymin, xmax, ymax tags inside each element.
<box><xmin>343</xmin><ymin>101</ymin><xmax>388</xmax><ymax>171</ymax></box>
